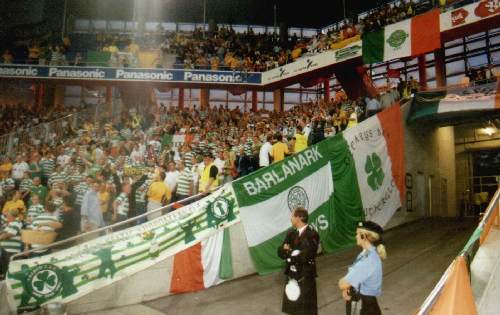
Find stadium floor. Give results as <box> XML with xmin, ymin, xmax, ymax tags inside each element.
<box><xmin>82</xmin><ymin>218</ymin><xmax>476</xmax><ymax>315</ymax></box>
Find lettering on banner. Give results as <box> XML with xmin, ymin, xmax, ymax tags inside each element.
<box><xmin>242</xmin><ymin>147</ymin><xmax>323</xmax><ymax>196</ymax></box>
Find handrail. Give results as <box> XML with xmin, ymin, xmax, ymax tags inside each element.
<box><xmin>0</xmin><ymin>107</ymin><xmax>97</xmax><ymax>156</ymax></box>
<box><xmin>416</xmin><ymin>186</ymin><xmax>500</xmax><ymax>315</ymax></box>
<box><xmin>10</xmin><ymin>192</ymin><xmax>207</xmax><ymax>261</ymax></box>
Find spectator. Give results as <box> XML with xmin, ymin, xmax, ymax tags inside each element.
<box><xmin>199</xmin><ymin>152</ymin><xmax>219</xmax><ymax>193</ymax></box>
<box><xmin>270</xmin><ymin>133</ymin><xmax>289</xmax><ymax>163</ymax></box>
<box><xmin>0</xmin><ymin>209</ymin><xmax>23</xmax><ymax>278</ymax></box>
<box><xmin>175</xmin><ymin>160</ymin><xmax>193</xmax><ymax>201</ymax></box>
<box><xmin>259</xmin><ymin>134</ymin><xmax>273</xmax><ymax>168</ymax></box>
<box><xmin>29</xmin><ymin>202</ymin><xmax>62</xmax><ymax>256</ymax></box>
<box><xmin>81</xmin><ymin>181</ymin><xmax>105</xmax><ymax>234</ymax></box>
<box><xmin>147</xmin><ymin>171</ymin><xmax>170</xmax><ymax>221</ymax></box>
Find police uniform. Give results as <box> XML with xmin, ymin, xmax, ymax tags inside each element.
<box><xmin>278</xmin><ymin>225</ymin><xmax>320</xmax><ymax>315</ymax></box>
<box><xmin>345</xmin><ymin>221</ymin><xmax>384</xmax><ymax>315</ymax></box>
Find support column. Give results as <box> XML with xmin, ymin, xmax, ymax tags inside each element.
<box><xmin>178</xmin><ymin>87</ymin><xmax>184</xmax><ymax>109</ymax></box>
<box><xmin>200</xmin><ymin>88</ymin><xmax>209</xmax><ymax>110</ymax></box>
<box><xmin>251</xmin><ymin>90</ymin><xmax>258</xmax><ymax>112</ymax></box>
<box><xmin>105</xmin><ymin>86</ymin><xmax>113</xmax><ymax>115</ymax></box>
<box><xmin>53</xmin><ymin>85</ymin><xmax>65</xmax><ymax>109</ymax></box>
<box><xmin>273</xmin><ymin>89</ymin><xmax>284</xmax><ymax>113</ymax></box>
<box><xmin>36</xmin><ymin>84</ymin><xmax>44</xmax><ymax>111</ymax></box>
<box><xmin>434</xmin><ymin>48</ymin><xmax>447</xmax><ymax>88</ymax></box>
<box><xmin>417</xmin><ymin>55</ymin><xmax>427</xmax><ymax>91</ymax></box>
<box><xmin>323</xmin><ymin>78</ymin><xmax>330</xmax><ymax>101</ymax></box>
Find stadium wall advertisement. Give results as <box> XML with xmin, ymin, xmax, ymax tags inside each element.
<box><xmin>440</xmin><ymin>0</ymin><xmax>500</xmax><ymax>31</ymax></box>
<box><xmin>261</xmin><ymin>41</ymin><xmax>362</xmax><ymax>85</ymax></box>
<box><xmin>0</xmin><ymin>65</ymin><xmax>263</xmax><ymax>85</ymax></box>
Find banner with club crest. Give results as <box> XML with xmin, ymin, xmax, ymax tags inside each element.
<box><xmin>6</xmin><ymin>185</ymin><xmax>240</xmax><ymax>311</ymax></box>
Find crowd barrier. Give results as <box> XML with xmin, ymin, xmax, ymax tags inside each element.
<box><xmin>417</xmin><ymin>186</ymin><xmax>500</xmax><ymax>314</ymax></box>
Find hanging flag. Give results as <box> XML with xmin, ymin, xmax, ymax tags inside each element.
<box><xmin>363</xmin><ymin>9</ymin><xmax>441</xmax><ymax>64</ymax></box>
<box><xmin>170</xmin><ymin>229</ymin><xmax>233</xmax><ymax>293</ymax></box>
<box><xmin>232</xmin><ymin>104</ymin><xmax>405</xmax><ymax>274</ymax></box>
<box><xmin>408</xmin><ymin>81</ymin><xmax>500</xmax><ymax>123</ymax></box>
<box><xmin>428</xmin><ymin>256</ymin><xmax>478</xmax><ymax>315</ymax></box>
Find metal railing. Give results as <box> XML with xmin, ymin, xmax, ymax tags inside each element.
<box><xmin>0</xmin><ymin>106</ymin><xmax>99</xmax><ymax>157</ymax></box>
<box><xmin>10</xmin><ymin>192</ymin><xmax>207</xmax><ymax>261</ymax></box>
<box><xmin>417</xmin><ymin>186</ymin><xmax>500</xmax><ymax>314</ymax></box>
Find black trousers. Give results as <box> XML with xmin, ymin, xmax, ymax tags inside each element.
<box><xmin>346</xmin><ymin>295</ymin><xmax>381</xmax><ymax>315</ymax></box>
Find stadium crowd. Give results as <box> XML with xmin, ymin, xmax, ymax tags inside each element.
<box><xmin>1</xmin><ymin>0</ymin><xmax>456</xmax><ymax>70</ymax></box>
<box><xmin>0</xmin><ymin>85</ymin><xmax>403</xmax><ymax>278</ymax></box>
<box><xmin>0</xmin><ymin>103</ymin><xmax>76</xmax><ymax>136</ymax></box>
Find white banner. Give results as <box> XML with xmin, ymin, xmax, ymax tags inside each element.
<box><xmin>6</xmin><ymin>185</ymin><xmax>240</xmax><ymax>311</ymax></box>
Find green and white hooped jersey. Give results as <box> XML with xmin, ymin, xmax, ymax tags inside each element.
<box><xmin>115</xmin><ymin>193</ymin><xmax>129</xmax><ymax>217</ymax></box>
<box><xmin>0</xmin><ymin>219</ymin><xmax>23</xmax><ymax>253</ymax></box>
<box><xmin>31</xmin><ymin>213</ymin><xmax>59</xmax><ymax>252</ymax></box>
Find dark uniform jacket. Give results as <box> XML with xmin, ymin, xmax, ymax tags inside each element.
<box><xmin>278</xmin><ymin>225</ymin><xmax>320</xmax><ymax>315</ymax></box>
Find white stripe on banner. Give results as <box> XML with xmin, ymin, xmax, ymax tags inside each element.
<box><xmin>201</xmin><ymin>230</ymin><xmax>224</xmax><ymax>288</ymax></box>
<box><xmin>438</xmin><ymin>98</ymin><xmax>496</xmax><ymax>113</ymax></box>
<box><xmin>239</xmin><ymin>163</ymin><xmax>333</xmax><ymax>247</ymax></box>
<box><xmin>383</xmin><ymin>19</ymin><xmax>412</xmax><ymax>62</ymax></box>
<box><xmin>342</xmin><ymin>115</ymin><xmax>401</xmax><ymax>226</ymax></box>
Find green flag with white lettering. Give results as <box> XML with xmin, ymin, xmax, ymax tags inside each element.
<box><xmin>232</xmin><ymin>136</ymin><xmax>364</xmax><ymax>275</ymax></box>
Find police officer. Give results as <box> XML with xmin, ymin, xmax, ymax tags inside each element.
<box><xmin>338</xmin><ymin>221</ymin><xmax>386</xmax><ymax>315</ymax></box>
<box><xmin>278</xmin><ymin>207</ymin><xmax>320</xmax><ymax>315</ymax></box>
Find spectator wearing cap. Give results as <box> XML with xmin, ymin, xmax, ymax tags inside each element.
<box><xmin>199</xmin><ymin>152</ymin><xmax>219</xmax><ymax>193</ymax></box>
<box><xmin>339</xmin><ymin>221</ymin><xmax>386</xmax><ymax>315</ymax></box>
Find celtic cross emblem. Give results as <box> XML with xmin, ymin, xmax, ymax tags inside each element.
<box><xmin>365</xmin><ymin>153</ymin><xmax>385</xmax><ymax>191</ymax></box>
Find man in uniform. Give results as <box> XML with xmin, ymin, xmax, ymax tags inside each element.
<box><xmin>278</xmin><ymin>207</ymin><xmax>320</xmax><ymax>315</ymax></box>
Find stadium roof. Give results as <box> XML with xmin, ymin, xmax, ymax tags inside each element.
<box><xmin>67</xmin><ymin>0</ymin><xmax>389</xmax><ymax>29</ymax></box>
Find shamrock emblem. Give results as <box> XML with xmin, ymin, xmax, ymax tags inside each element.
<box><xmin>33</xmin><ymin>271</ymin><xmax>56</xmax><ymax>292</ymax></box>
<box><xmin>365</xmin><ymin>153</ymin><xmax>384</xmax><ymax>191</ymax></box>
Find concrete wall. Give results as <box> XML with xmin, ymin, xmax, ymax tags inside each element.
<box><xmin>386</xmin><ymin>103</ymin><xmax>457</xmax><ymax>229</ymax></box>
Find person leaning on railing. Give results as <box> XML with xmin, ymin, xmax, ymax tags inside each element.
<box><xmin>0</xmin><ymin>208</ymin><xmax>23</xmax><ymax>279</ymax></box>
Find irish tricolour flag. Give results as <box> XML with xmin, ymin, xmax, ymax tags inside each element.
<box><xmin>363</xmin><ymin>9</ymin><xmax>441</xmax><ymax>64</ymax></box>
<box><xmin>170</xmin><ymin>229</ymin><xmax>233</xmax><ymax>293</ymax></box>
<box><xmin>232</xmin><ymin>104</ymin><xmax>405</xmax><ymax>274</ymax></box>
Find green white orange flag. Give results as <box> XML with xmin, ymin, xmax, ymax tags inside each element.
<box><xmin>363</xmin><ymin>9</ymin><xmax>441</xmax><ymax>64</ymax></box>
<box><xmin>232</xmin><ymin>104</ymin><xmax>405</xmax><ymax>274</ymax></box>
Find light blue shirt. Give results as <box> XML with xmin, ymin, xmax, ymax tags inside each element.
<box><xmin>80</xmin><ymin>190</ymin><xmax>105</xmax><ymax>228</ymax></box>
<box><xmin>345</xmin><ymin>246</ymin><xmax>383</xmax><ymax>296</ymax></box>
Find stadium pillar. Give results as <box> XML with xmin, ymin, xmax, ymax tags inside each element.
<box><xmin>53</xmin><ymin>85</ymin><xmax>65</xmax><ymax>108</ymax></box>
<box><xmin>417</xmin><ymin>55</ymin><xmax>427</xmax><ymax>90</ymax></box>
<box><xmin>105</xmin><ymin>86</ymin><xmax>113</xmax><ymax>114</ymax></box>
<box><xmin>200</xmin><ymin>88</ymin><xmax>209</xmax><ymax>110</ymax></box>
<box><xmin>178</xmin><ymin>88</ymin><xmax>184</xmax><ymax>109</ymax></box>
<box><xmin>36</xmin><ymin>84</ymin><xmax>44</xmax><ymax>111</ymax></box>
<box><xmin>434</xmin><ymin>48</ymin><xmax>447</xmax><ymax>88</ymax></box>
<box><xmin>323</xmin><ymin>78</ymin><xmax>330</xmax><ymax>101</ymax></box>
<box><xmin>273</xmin><ymin>89</ymin><xmax>284</xmax><ymax>112</ymax></box>
<box><xmin>251</xmin><ymin>90</ymin><xmax>258</xmax><ymax>112</ymax></box>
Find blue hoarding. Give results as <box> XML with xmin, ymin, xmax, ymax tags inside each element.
<box><xmin>0</xmin><ymin>65</ymin><xmax>262</xmax><ymax>85</ymax></box>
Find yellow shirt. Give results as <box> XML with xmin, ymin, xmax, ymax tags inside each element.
<box><xmin>3</xmin><ymin>200</ymin><xmax>26</xmax><ymax>219</ymax></box>
<box><xmin>294</xmin><ymin>133</ymin><xmax>308</xmax><ymax>153</ymax></box>
<box><xmin>147</xmin><ymin>181</ymin><xmax>171</xmax><ymax>203</ymax></box>
<box><xmin>271</xmin><ymin>142</ymin><xmax>289</xmax><ymax>163</ymax></box>
<box><xmin>199</xmin><ymin>163</ymin><xmax>219</xmax><ymax>193</ymax></box>
<box><xmin>99</xmin><ymin>191</ymin><xmax>110</xmax><ymax>213</ymax></box>
<box><xmin>0</xmin><ymin>162</ymin><xmax>12</xmax><ymax>173</ymax></box>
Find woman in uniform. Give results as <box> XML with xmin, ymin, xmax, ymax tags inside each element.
<box><xmin>338</xmin><ymin>221</ymin><xmax>387</xmax><ymax>315</ymax></box>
